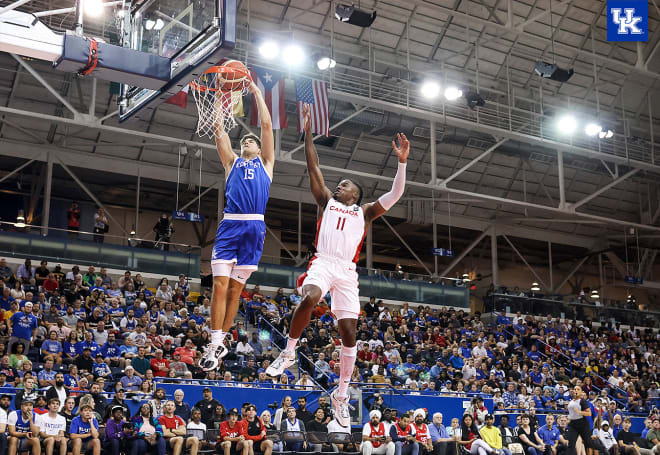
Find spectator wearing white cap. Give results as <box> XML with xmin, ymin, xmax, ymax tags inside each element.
<box><xmin>363</xmin><ymin>409</ymin><xmax>395</xmax><ymax>455</ymax></box>
<box><xmin>597</xmin><ymin>421</ymin><xmax>618</xmax><ymax>455</ymax></box>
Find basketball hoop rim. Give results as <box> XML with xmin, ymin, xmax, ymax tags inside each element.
<box><xmin>189</xmin><ymin>65</ymin><xmax>252</xmax><ymax>93</ymax></box>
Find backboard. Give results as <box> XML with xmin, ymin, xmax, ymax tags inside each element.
<box><xmin>118</xmin><ymin>0</ymin><xmax>236</xmax><ymax>123</ymax></box>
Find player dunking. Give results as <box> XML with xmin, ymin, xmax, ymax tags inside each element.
<box><xmin>200</xmin><ymin>81</ymin><xmax>274</xmax><ymax>371</ymax></box>
<box><xmin>266</xmin><ymin>103</ymin><xmax>409</xmax><ymax>426</ymax></box>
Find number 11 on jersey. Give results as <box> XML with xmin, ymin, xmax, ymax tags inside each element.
<box><xmin>336</xmin><ymin>217</ymin><xmax>346</xmax><ymax>231</ymax></box>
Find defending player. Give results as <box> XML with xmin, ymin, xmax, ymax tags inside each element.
<box><xmin>200</xmin><ymin>81</ymin><xmax>274</xmax><ymax>371</ymax></box>
<box><xmin>267</xmin><ymin>103</ymin><xmax>409</xmax><ymax>426</ymax></box>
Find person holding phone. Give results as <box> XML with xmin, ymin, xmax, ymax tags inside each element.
<box><xmin>362</xmin><ymin>410</ymin><xmax>395</xmax><ymax>455</ymax></box>
<box><xmin>8</xmin><ymin>399</ymin><xmax>40</xmax><ymax>455</ymax></box>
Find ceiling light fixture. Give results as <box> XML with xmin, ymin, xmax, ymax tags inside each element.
<box><xmin>465</xmin><ymin>92</ymin><xmax>485</xmax><ymax>109</ymax></box>
<box><xmin>15</xmin><ymin>210</ymin><xmax>25</xmax><ymax>228</ymax></box>
<box><xmin>335</xmin><ymin>3</ymin><xmax>377</xmax><ymax>27</ymax></box>
<box><xmin>84</xmin><ymin>0</ymin><xmax>104</xmax><ymax>17</ymax></box>
<box><xmin>599</xmin><ymin>129</ymin><xmax>614</xmax><ymax>139</ymax></box>
<box><xmin>282</xmin><ymin>44</ymin><xmax>305</xmax><ymax>66</ymax></box>
<box><xmin>531</xmin><ymin>282</ymin><xmax>541</xmax><ymax>291</ymax></box>
<box><xmin>585</xmin><ymin>123</ymin><xmax>603</xmax><ymax>137</ymax></box>
<box><xmin>420</xmin><ymin>81</ymin><xmax>440</xmax><ymax>99</ymax></box>
<box><xmin>258</xmin><ymin>40</ymin><xmax>279</xmax><ymax>60</ymax></box>
<box><xmin>317</xmin><ymin>57</ymin><xmax>336</xmax><ymax>70</ymax></box>
<box><xmin>444</xmin><ymin>87</ymin><xmax>463</xmax><ymax>101</ymax></box>
<box><xmin>557</xmin><ymin>115</ymin><xmax>577</xmax><ymax>135</ymax></box>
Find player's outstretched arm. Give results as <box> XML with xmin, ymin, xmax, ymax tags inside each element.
<box><xmin>249</xmin><ymin>81</ymin><xmax>275</xmax><ymax>176</ymax></box>
<box><xmin>214</xmin><ymin>92</ymin><xmax>237</xmax><ymax>175</ymax></box>
<box><xmin>302</xmin><ymin>103</ymin><xmax>332</xmax><ymax>207</ymax></box>
<box><xmin>363</xmin><ymin>133</ymin><xmax>410</xmax><ymax>222</ymax></box>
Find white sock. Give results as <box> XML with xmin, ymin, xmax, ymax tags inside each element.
<box><xmin>211</xmin><ymin>330</ymin><xmax>226</xmax><ymax>346</ymax></box>
<box><xmin>285</xmin><ymin>337</ymin><xmax>299</xmax><ymax>353</ymax></box>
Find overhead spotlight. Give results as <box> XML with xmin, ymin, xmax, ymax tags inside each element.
<box><xmin>154</xmin><ymin>18</ymin><xmax>164</xmax><ymax>30</ymax></box>
<box><xmin>84</xmin><ymin>0</ymin><xmax>104</xmax><ymax>17</ymax></box>
<box><xmin>557</xmin><ymin>115</ymin><xmax>577</xmax><ymax>135</ymax></box>
<box><xmin>462</xmin><ymin>272</ymin><xmax>470</xmax><ymax>283</ymax></box>
<box><xmin>599</xmin><ymin>129</ymin><xmax>614</xmax><ymax>139</ymax></box>
<box><xmin>258</xmin><ymin>40</ymin><xmax>279</xmax><ymax>60</ymax></box>
<box><xmin>534</xmin><ymin>61</ymin><xmax>574</xmax><ymax>82</ymax></box>
<box><xmin>15</xmin><ymin>210</ymin><xmax>25</xmax><ymax>228</ymax></box>
<box><xmin>465</xmin><ymin>91</ymin><xmax>485</xmax><ymax>109</ymax></box>
<box><xmin>444</xmin><ymin>87</ymin><xmax>463</xmax><ymax>101</ymax></box>
<box><xmin>585</xmin><ymin>123</ymin><xmax>603</xmax><ymax>137</ymax></box>
<box><xmin>335</xmin><ymin>3</ymin><xmax>377</xmax><ymax>27</ymax></box>
<box><xmin>317</xmin><ymin>57</ymin><xmax>336</xmax><ymax>71</ymax></box>
<box><xmin>420</xmin><ymin>81</ymin><xmax>440</xmax><ymax>99</ymax></box>
<box><xmin>130</xmin><ymin>228</ymin><xmax>136</xmax><ymax>236</ymax></box>
<box><xmin>144</xmin><ymin>19</ymin><xmax>156</xmax><ymax>30</ymax></box>
<box><xmin>531</xmin><ymin>282</ymin><xmax>541</xmax><ymax>291</ymax></box>
<box><xmin>282</xmin><ymin>44</ymin><xmax>305</xmax><ymax>66</ymax></box>
<box><xmin>591</xmin><ymin>289</ymin><xmax>600</xmax><ymax>299</ymax></box>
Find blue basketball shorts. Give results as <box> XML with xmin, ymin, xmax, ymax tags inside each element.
<box><xmin>211</xmin><ymin>218</ymin><xmax>266</xmax><ymax>269</ymax></box>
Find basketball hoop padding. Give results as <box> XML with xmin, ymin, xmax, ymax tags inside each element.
<box><xmin>54</xmin><ymin>33</ymin><xmax>169</xmax><ymax>89</ymax></box>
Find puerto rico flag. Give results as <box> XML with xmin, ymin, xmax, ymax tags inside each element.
<box><xmin>295</xmin><ymin>78</ymin><xmax>329</xmax><ymax>137</ymax></box>
<box><xmin>250</xmin><ymin>66</ymin><xmax>287</xmax><ymax>129</ymax></box>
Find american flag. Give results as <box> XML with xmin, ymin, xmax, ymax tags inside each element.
<box><xmin>296</xmin><ymin>78</ymin><xmax>329</xmax><ymax>136</ymax></box>
<box><xmin>250</xmin><ymin>66</ymin><xmax>287</xmax><ymax>130</ymax></box>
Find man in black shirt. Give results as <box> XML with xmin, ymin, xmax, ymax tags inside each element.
<box><xmin>616</xmin><ymin>417</ymin><xmax>641</xmax><ymax>455</ymax></box>
<box><xmin>295</xmin><ymin>397</ymin><xmax>313</xmax><ymax>424</ymax></box>
<box><xmin>364</xmin><ymin>297</ymin><xmax>378</xmax><ymax>319</ymax></box>
<box><xmin>74</xmin><ymin>347</ymin><xmax>94</xmax><ymax>375</ymax></box>
<box><xmin>194</xmin><ymin>387</ymin><xmax>221</xmax><ymax>428</ymax></box>
<box><xmin>314</xmin><ymin>395</ymin><xmax>332</xmax><ymax>425</ymax></box>
<box><xmin>243</xmin><ymin>405</ymin><xmax>273</xmax><ymax>455</ymax></box>
<box><xmin>305</xmin><ymin>408</ymin><xmax>328</xmax><ymax>452</ymax></box>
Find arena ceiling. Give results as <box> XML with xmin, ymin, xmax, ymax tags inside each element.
<box><xmin>1</xmin><ymin>0</ymin><xmax>660</xmax><ymax>280</ymax></box>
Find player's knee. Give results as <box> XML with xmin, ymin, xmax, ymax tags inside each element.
<box><xmin>301</xmin><ymin>288</ymin><xmax>322</xmax><ymax>305</ymax></box>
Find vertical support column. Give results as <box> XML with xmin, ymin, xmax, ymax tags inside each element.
<box><xmin>598</xmin><ymin>253</ymin><xmax>604</xmax><ymax>299</ymax></box>
<box><xmin>74</xmin><ymin>0</ymin><xmax>84</xmax><ymax>35</ymax></box>
<box><xmin>548</xmin><ymin>241</ymin><xmax>553</xmax><ymax>290</ymax></box>
<box><xmin>430</xmin><ymin>120</ymin><xmax>437</xmax><ymax>185</ymax></box>
<box><xmin>297</xmin><ymin>200</ymin><xmax>302</xmax><ymax>259</ymax></box>
<box><xmin>135</xmin><ymin>171</ymin><xmax>140</xmax><ymax>235</ymax></box>
<box><xmin>275</xmin><ymin>130</ymin><xmax>282</xmax><ymax>158</ymax></box>
<box><xmin>89</xmin><ymin>78</ymin><xmax>97</xmax><ymax>117</ymax></box>
<box><xmin>432</xmin><ymin>203</ymin><xmax>438</xmax><ymax>277</ymax></box>
<box><xmin>366</xmin><ymin>223</ymin><xmax>373</xmax><ymax>271</ymax></box>
<box><xmin>41</xmin><ymin>151</ymin><xmax>53</xmax><ymax>236</ymax></box>
<box><xmin>491</xmin><ymin>229</ymin><xmax>498</xmax><ymax>287</ymax></box>
<box><xmin>558</xmin><ymin>150</ymin><xmax>566</xmax><ymax>209</ymax></box>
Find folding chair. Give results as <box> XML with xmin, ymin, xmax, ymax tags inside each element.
<box><xmin>307</xmin><ymin>431</ymin><xmax>328</xmax><ymax>452</ymax></box>
<box><xmin>330</xmin><ymin>431</ymin><xmax>360</xmax><ymax>455</ymax></box>
<box><xmin>187</xmin><ymin>428</ymin><xmax>215</xmax><ymax>455</ymax></box>
<box><xmin>281</xmin><ymin>430</ymin><xmax>306</xmax><ymax>453</ymax></box>
<box><xmin>268</xmin><ymin>429</ymin><xmax>290</xmax><ymax>455</ymax></box>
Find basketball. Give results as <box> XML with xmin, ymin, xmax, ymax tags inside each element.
<box><xmin>218</xmin><ymin>60</ymin><xmax>250</xmax><ymax>91</ymax></box>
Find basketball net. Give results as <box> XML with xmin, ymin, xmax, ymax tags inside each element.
<box><xmin>189</xmin><ymin>67</ymin><xmax>251</xmax><ymax>139</ymax></box>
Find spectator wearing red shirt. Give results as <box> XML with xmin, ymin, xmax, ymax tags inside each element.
<box><xmin>243</xmin><ymin>404</ymin><xmax>273</xmax><ymax>455</ymax></box>
<box><xmin>67</xmin><ymin>203</ymin><xmax>80</xmax><ymax>237</ymax></box>
<box><xmin>150</xmin><ymin>349</ymin><xmax>169</xmax><ymax>377</ymax></box>
<box><xmin>43</xmin><ymin>274</ymin><xmax>59</xmax><ymax>293</ymax></box>
<box><xmin>220</xmin><ymin>408</ymin><xmax>250</xmax><ymax>455</ymax></box>
<box><xmin>158</xmin><ymin>401</ymin><xmax>199</xmax><ymax>455</ymax></box>
<box><xmin>173</xmin><ymin>339</ymin><xmax>196</xmax><ymax>365</ymax></box>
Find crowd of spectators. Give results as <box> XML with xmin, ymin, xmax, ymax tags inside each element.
<box><xmin>0</xmin><ymin>256</ymin><xmax>658</xmax><ymax>455</ymax></box>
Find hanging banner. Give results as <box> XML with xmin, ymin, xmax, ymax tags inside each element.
<box><xmin>172</xmin><ymin>211</ymin><xmax>204</xmax><ymax>223</ymax></box>
<box><xmin>431</xmin><ymin>248</ymin><xmax>454</xmax><ymax>257</ymax></box>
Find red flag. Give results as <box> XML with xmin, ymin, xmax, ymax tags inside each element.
<box><xmin>165</xmin><ymin>85</ymin><xmax>189</xmax><ymax>108</ymax></box>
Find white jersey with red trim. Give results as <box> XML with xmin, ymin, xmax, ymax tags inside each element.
<box><xmin>315</xmin><ymin>198</ymin><xmax>366</xmax><ymax>263</ymax></box>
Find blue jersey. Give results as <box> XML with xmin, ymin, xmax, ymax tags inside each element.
<box><xmin>224</xmin><ymin>157</ymin><xmax>271</xmax><ymax>215</ymax></box>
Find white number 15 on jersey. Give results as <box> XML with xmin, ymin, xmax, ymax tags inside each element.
<box><xmin>244</xmin><ymin>168</ymin><xmax>254</xmax><ymax>180</ymax></box>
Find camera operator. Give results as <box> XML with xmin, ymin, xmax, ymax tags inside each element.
<box><xmin>153</xmin><ymin>214</ymin><xmax>174</xmax><ymax>251</ymax></box>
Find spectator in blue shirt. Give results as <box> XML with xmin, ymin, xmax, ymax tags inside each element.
<box><xmin>41</xmin><ymin>330</ymin><xmax>63</xmax><ymax>363</ymax></box>
<box><xmin>536</xmin><ymin>414</ymin><xmax>560</xmax><ymax>454</ymax></box>
<box><xmin>0</xmin><ymin>287</ymin><xmax>14</xmax><ymax>311</ymax></box>
<box><xmin>503</xmin><ymin>382</ymin><xmax>518</xmax><ymax>408</ymax></box>
<box><xmin>69</xmin><ymin>404</ymin><xmax>100</xmax><ymax>455</ymax></box>
<box><xmin>8</xmin><ymin>301</ymin><xmax>38</xmax><ymax>353</ymax></box>
<box><xmin>75</xmin><ymin>332</ymin><xmax>100</xmax><ymax>356</ymax></box>
<box><xmin>430</xmin><ymin>358</ymin><xmax>444</xmax><ymax>379</ymax></box>
<box><xmin>101</xmin><ymin>333</ymin><xmax>125</xmax><ymax>368</ymax></box>
<box><xmin>92</xmin><ymin>353</ymin><xmax>111</xmax><ymax>380</ymax></box>
<box><xmin>37</xmin><ymin>359</ymin><xmax>57</xmax><ymax>388</ymax></box>
<box><xmin>527</xmin><ymin>345</ymin><xmax>541</xmax><ymax>363</ymax></box>
<box><xmin>448</xmin><ymin>349</ymin><xmax>464</xmax><ymax>369</ymax></box>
